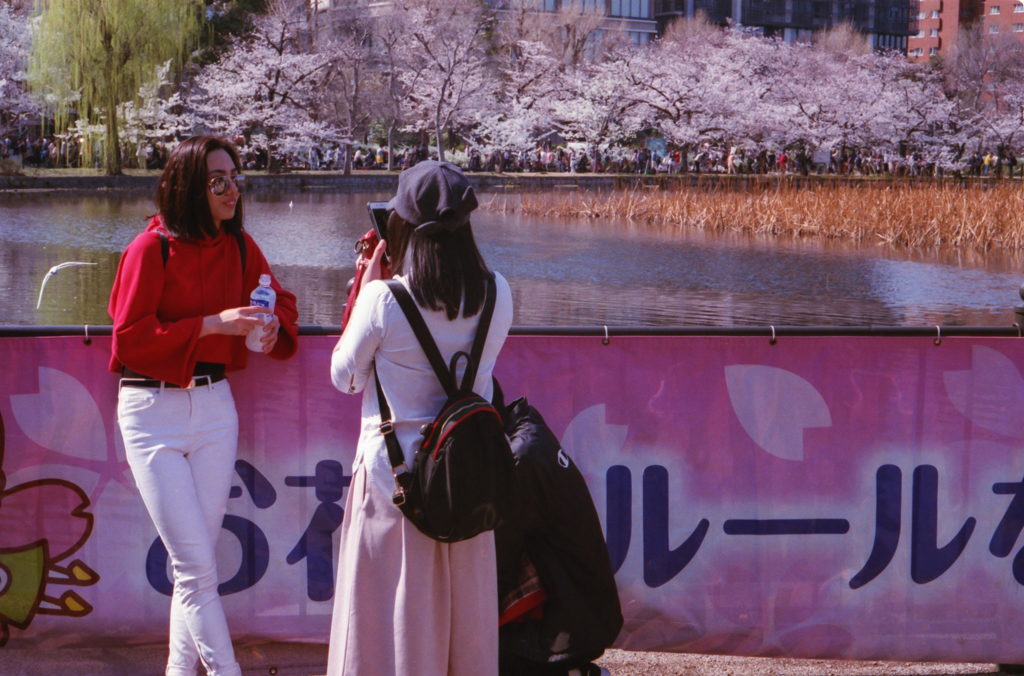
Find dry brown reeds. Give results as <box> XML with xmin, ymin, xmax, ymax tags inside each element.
<box><xmin>483</xmin><ymin>182</ymin><xmax>1024</xmax><ymax>250</ymax></box>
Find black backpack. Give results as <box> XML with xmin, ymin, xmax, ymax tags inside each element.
<box><xmin>495</xmin><ymin>398</ymin><xmax>623</xmax><ymax>672</ymax></box>
<box><xmin>375</xmin><ymin>277</ymin><xmax>515</xmax><ymax>543</ymax></box>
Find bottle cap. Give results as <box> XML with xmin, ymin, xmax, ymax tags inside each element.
<box><xmin>259</xmin><ymin>274</ymin><xmax>271</xmax><ymax>286</ymax></box>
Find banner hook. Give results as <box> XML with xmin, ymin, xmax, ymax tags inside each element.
<box><xmin>934</xmin><ymin>325</ymin><xmax>942</xmax><ymax>347</ymax></box>
<box><xmin>602</xmin><ymin>326</ymin><xmax>610</xmax><ymax>346</ymax></box>
<box><xmin>769</xmin><ymin>325</ymin><xmax>777</xmax><ymax>346</ymax></box>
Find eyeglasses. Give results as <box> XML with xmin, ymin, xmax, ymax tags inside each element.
<box><xmin>208</xmin><ymin>174</ymin><xmax>247</xmax><ymax>196</ymax></box>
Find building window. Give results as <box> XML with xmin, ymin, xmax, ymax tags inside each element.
<box><xmin>610</xmin><ymin>0</ymin><xmax>651</xmax><ymax>17</ymax></box>
<box><xmin>930</xmin><ymin>9</ymin><xmax>940</xmax><ymax>17</ymax></box>
<box><xmin>929</xmin><ymin>46</ymin><xmax>938</xmax><ymax>54</ymax></box>
<box><xmin>930</xmin><ymin>27</ymin><xmax>939</xmax><ymax>35</ymax></box>
<box><xmin>544</xmin><ymin>0</ymin><xmax>556</xmax><ymax>9</ymax></box>
<box><xmin>1016</xmin><ymin>21</ymin><xmax>1024</xmax><ymax>29</ymax></box>
<box><xmin>912</xmin><ymin>47</ymin><xmax>924</xmax><ymax>55</ymax></box>
<box><xmin>1016</xmin><ymin>3</ymin><xmax>1024</xmax><ymax>10</ymax></box>
<box><xmin>991</xmin><ymin>5</ymin><xmax>1000</xmax><ymax>13</ymax></box>
<box><xmin>990</xmin><ymin>23</ymin><xmax>1000</xmax><ymax>30</ymax></box>
<box><xmin>917</xmin><ymin>10</ymin><xmax>926</xmax><ymax>17</ymax></box>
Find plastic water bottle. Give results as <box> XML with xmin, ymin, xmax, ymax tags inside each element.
<box><xmin>246</xmin><ymin>274</ymin><xmax>276</xmax><ymax>352</ymax></box>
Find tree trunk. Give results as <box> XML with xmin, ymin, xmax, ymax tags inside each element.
<box><xmin>104</xmin><ymin>93</ymin><xmax>122</xmax><ymax>176</ymax></box>
<box><xmin>268</xmin><ymin>146</ymin><xmax>282</xmax><ymax>174</ymax></box>
<box><xmin>388</xmin><ymin>121</ymin><xmax>396</xmax><ymax>172</ymax></box>
<box><xmin>435</xmin><ymin>113</ymin><xmax>445</xmax><ymax>163</ymax></box>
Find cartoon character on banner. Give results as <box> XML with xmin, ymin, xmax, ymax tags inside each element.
<box><xmin>0</xmin><ymin>410</ymin><xmax>100</xmax><ymax>647</ymax></box>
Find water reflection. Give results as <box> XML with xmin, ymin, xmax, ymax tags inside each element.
<box><xmin>0</xmin><ymin>191</ymin><xmax>1019</xmax><ymax>327</ymax></box>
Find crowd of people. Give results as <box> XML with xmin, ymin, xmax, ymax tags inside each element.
<box><xmin>257</xmin><ymin>141</ymin><xmax>1024</xmax><ymax>179</ymax></box>
<box><xmin>0</xmin><ymin>134</ymin><xmax>171</xmax><ymax>170</ymax></box>
<box><xmin>5</xmin><ymin>130</ymin><xmax>1022</xmax><ymax>179</ymax></box>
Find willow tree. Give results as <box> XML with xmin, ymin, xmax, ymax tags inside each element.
<box><xmin>30</xmin><ymin>0</ymin><xmax>203</xmax><ymax>175</ymax></box>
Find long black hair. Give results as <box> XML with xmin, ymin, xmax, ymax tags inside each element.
<box><xmin>154</xmin><ymin>135</ymin><xmax>244</xmax><ymax>239</ymax></box>
<box><xmin>387</xmin><ymin>212</ymin><xmax>493</xmax><ymax>320</ymax></box>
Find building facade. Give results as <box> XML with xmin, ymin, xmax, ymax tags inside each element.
<box><xmin>980</xmin><ymin>0</ymin><xmax>1024</xmax><ymax>40</ymax></box>
<box><xmin>654</xmin><ymin>0</ymin><xmax>917</xmax><ymax>51</ymax></box>
<box><xmin>906</xmin><ymin>0</ymin><xmax>982</xmax><ymax>60</ymax></box>
<box><xmin>490</xmin><ymin>0</ymin><xmax>659</xmax><ymax>43</ymax></box>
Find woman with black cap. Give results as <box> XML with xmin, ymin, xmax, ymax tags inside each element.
<box><xmin>328</xmin><ymin>161</ymin><xmax>513</xmax><ymax>676</ymax></box>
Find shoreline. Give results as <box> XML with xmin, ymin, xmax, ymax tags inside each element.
<box><xmin>483</xmin><ymin>182</ymin><xmax>1024</xmax><ymax>251</ymax></box>
<box><xmin>0</xmin><ymin>170</ymin><xmax>1016</xmax><ymax>194</ymax></box>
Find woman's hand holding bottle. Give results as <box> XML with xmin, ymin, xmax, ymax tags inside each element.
<box><xmin>200</xmin><ymin>306</ymin><xmax>265</xmax><ymax>338</ymax></box>
<box><xmin>258</xmin><ymin>314</ymin><xmax>280</xmax><ymax>354</ymax></box>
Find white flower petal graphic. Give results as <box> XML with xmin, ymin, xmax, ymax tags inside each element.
<box><xmin>560</xmin><ymin>404</ymin><xmax>629</xmax><ymax>483</ymax></box>
<box><xmin>725</xmin><ymin>365</ymin><xmax>832</xmax><ymax>461</ymax></box>
<box><xmin>943</xmin><ymin>345</ymin><xmax>1024</xmax><ymax>439</ymax></box>
<box><xmin>10</xmin><ymin>367</ymin><xmax>107</xmax><ymax>461</ymax></box>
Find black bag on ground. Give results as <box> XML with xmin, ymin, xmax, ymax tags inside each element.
<box><xmin>375</xmin><ymin>277</ymin><xmax>515</xmax><ymax>543</ymax></box>
<box><xmin>495</xmin><ymin>397</ymin><xmax>624</xmax><ymax>672</ymax></box>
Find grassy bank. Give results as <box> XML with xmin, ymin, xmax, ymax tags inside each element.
<box><xmin>483</xmin><ymin>182</ymin><xmax>1024</xmax><ymax>250</ymax></box>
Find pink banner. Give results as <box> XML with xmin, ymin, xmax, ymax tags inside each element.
<box><xmin>1</xmin><ymin>335</ymin><xmax>1023</xmax><ymax>662</ymax></box>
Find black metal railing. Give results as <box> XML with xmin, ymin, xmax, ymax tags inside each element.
<box><xmin>0</xmin><ymin>325</ymin><xmax>1019</xmax><ymax>339</ymax></box>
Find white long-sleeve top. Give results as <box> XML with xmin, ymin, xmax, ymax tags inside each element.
<box><xmin>331</xmin><ymin>272</ymin><xmax>514</xmax><ymax>502</ymax></box>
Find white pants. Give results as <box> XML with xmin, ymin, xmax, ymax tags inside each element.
<box><xmin>118</xmin><ymin>379</ymin><xmax>242</xmax><ymax>676</ymax></box>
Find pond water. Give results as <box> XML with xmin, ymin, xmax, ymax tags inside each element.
<box><xmin>0</xmin><ymin>190</ymin><xmax>1021</xmax><ymax>327</ymax></box>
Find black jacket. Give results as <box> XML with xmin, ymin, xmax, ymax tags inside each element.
<box><xmin>495</xmin><ymin>397</ymin><xmax>624</xmax><ymax>668</ymax></box>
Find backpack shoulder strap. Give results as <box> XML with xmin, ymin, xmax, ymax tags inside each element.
<box><xmin>461</xmin><ymin>276</ymin><xmax>496</xmax><ymax>392</ymax></box>
<box><xmin>375</xmin><ymin>364</ymin><xmax>407</xmax><ymax>476</ymax></box>
<box><xmin>383</xmin><ymin>279</ymin><xmax>456</xmax><ymax>398</ymax></box>
<box><xmin>159</xmin><ymin>230</ymin><xmax>169</xmax><ymax>267</ymax></box>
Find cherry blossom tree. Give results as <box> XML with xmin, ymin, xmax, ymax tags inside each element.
<box><xmin>20</xmin><ymin>1</ymin><xmax>1024</xmax><ymax>174</ymax></box>
<box><xmin>117</xmin><ymin>61</ymin><xmax>194</xmax><ymax>155</ymax></box>
<box><xmin>627</xmin><ymin>20</ymin><xmax>783</xmax><ymax>158</ymax></box>
<box><xmin>397</xmin><ymin>0</ymin><xmax>494</xmax><ymax>161</ymax></box>
<box><xmin>0</xmin><ymin>3</ymin><xmax>35</xmax><ymax>137</ymax></box>
<box><xmin>947</xmin><ymin>27</ymin><xmax>1024</xmax><ymax>159</ymax></box>
<box><xmin>551</xmin><ymin>48</ymin><xmax>646</xmax><ymax>147</ymax></box>
<box><xmin>370</xmin><ymin>3</ymin><xmax>421</xmax><ymax>169</ymax></box>
<box><xmin>189</xmin><ymin>0</ymin><xmax>340</xmax><ymax>171</ymax></box>
<box><xmin>471</xmin><ymin>38</ymin><xmax>561</xmax><ymax>153</ymax></box>
<box><xmin>318</xmin><ymin>1</ymin><xmax>384</xmax><ymax>174</ymax></box>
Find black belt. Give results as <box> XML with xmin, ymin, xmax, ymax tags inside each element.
<box><xmin>121</xmin><ymin>362</ymin><xmax>227</xmax><ymax>389</ymax></box>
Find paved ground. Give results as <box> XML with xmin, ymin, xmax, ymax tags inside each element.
<box><xmin>0</xmin><ymin>645</ymin><xmax>1006</xmax><ymax>676</ymax></box>
<box><xmin>595</xmin><ymin>651</ymin><xmax>1002</xmax><ymax>676</ymax></box>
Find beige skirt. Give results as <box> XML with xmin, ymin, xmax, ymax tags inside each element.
<box><xmin>326</xmin><ymin>461</ymin><xmax>499</xmax><ymax>676</ymax></box>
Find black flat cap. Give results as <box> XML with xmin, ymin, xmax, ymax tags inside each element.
<box><xmin>387</xmin><ymin>160</ymin><xmax>479</xmax><ymax>234</ymax></box>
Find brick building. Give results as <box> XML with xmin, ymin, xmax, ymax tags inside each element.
<box><xmin>906</xmin><ymin>0</ymin><xmax>982</xmax><ymax>60</ymax></box>
<box><xmin>980</xmin><ymin>0</ymin><xmax>1024</xmax><ymax>40</ymax></box>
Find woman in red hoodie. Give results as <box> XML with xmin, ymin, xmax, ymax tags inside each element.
<box><xmin>109</xmin><ymin>136</ymin><xmax>298</xmax><ymax>676</ymax></box>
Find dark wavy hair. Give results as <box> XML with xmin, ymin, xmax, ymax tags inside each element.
<box><xmin>387</xmin><ymin>212</ymin><xmax>493</xmax><ymax>320</ymax></box>
<box><xmin>154</xmin><ymin>135</ymin><xmax>244</xmax><ymax>239</ymax></box>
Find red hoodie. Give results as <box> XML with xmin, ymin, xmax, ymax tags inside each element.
<box><xmin>108</xmin><ymin>216</ymin><xmax>299</xmax><ymax>387</ymax></box>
